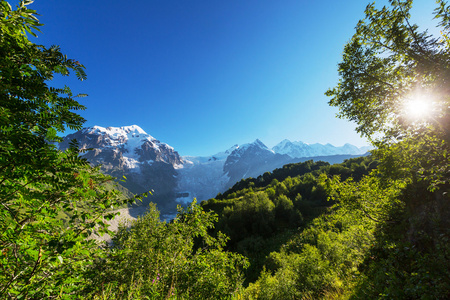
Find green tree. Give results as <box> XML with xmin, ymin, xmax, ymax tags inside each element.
<box><xmin>87</xmin><ymin>202</ymin><xmax>248</xmax><ymax>300</ymax></box>
<box><xmin>326</xmin><ymin>0</ymin><xmax>450</xmax><ymax>191</ymax></box>
<box><xmin>326</xmin><ymin>0</ymin><xmax>450</xmax><ymax>297</ymax></box>
<box><xmin>0</xmin><ymin>1</ymin><xmax>140</xmax><ymax>298</ymax></box>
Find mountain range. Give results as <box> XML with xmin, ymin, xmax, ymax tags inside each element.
<box><xmin>60</xmin><ymin>125</ymin><xmax>370</xmax><ymax>217</ymax></box>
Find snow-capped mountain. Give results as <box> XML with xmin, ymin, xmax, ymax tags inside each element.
<box><xmin>223</xmin><ymin>139</ymin><xmax>292</xmax><ymax>187</ymax></box>
<box><xmin>60</xmin><ymin>125</ymin><xmax>185</xmax><ymax>216</ymax></box>
<box><xmin>272</xmin><ymin>139</ymin><xmax>371</xmax><ymax>158</ymax></box>
<box><xmin>60</xmin><ymin>125</ymin><xmax>184</xmax><ymax>171</ymax></box>
<box><xmin>61</xmin><ymin>125</ymin><xmax>371</xmax><ymax>217</ymax></box>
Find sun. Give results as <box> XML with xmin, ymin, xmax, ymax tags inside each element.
<box><xmin>403</xmin><ymin>94</ymin><xmax>433</xmax><ymax>120</ymax></box>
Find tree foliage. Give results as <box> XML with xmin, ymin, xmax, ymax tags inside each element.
<box><xmin>1</xmin><ymin>2</ymin><xmax>247</xmax><ymax>299</ymax></box>
<box><xmin>0</xmin><ymin>1</ymin><xmax>141</xmax><ymax>298</ymax></box>
<box><xmin>201</xmin><ymin>157</ymin><xmax>375</xmax><ymax>285</ymax></box>
<box><xmin>321</xmin><ymin>1</ymin><xmax>450</xmax><ymax>298</ymax></box>
<box><xmin>228</xmin><ymin>1</ymin><xmax>450</xmax><ymax>298</ymax></box>
<box><xmin>86</xmin><ymin>202</ymin><xmax>248</xmax><ymax>300</ymax></box>
<box><xmin>326</xmin><ymin>0</ymin><xmax>450</xmax><ymax>139</ymax></box>
<box><xmin>326</xmin><ymin>0</ymin><xmax>450</xmax><ymax>191</ymax></box>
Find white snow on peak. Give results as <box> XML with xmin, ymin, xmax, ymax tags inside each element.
<box><xmin>213</xmin><ymin>144</ymin><xmax>240</xmax><ymax>160</ymax></box>
<box><xmin>81</xmin><ymin>125</ymin><xmax>182</xmax><ymax>171</ymax></box>
<box><xmin>231</xmin><ymin>139</ymin><xmax>274</xmax><ymax>157</ymax></box>
<box><xmin>120</xmin><ymin>125</ymin><xmax>147</xmax><ymax>135</ymax></box>
<box><xmin>275</xmin><ymin>139</ymin><xmax>291</xmax><ymax>149</ymax></box>
<box><xmin>84</xmin><ymin>125</ymin><xmax>154</xmax><ymax>145</ymax></box>
<box><xmin>225</xmin><ymin>144</ymin><xmax>239</xmax><ymax>155</ymax></box>
<box><xmin>272</xmin><ymin>139</ymin><xmax>371</xmax><ymax>158</ymax></box>
<box><xmin>253</xmin><ymin>139</ymin><xmax>273</xmax><ymax>152</ymax></box>
<box><xmin>241</xmin><ymin>139</ymin><xmax>272</xmax><ymax>152</ymax></box>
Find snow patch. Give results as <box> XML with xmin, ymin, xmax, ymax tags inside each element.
<box><xmin>174</xmin><ymin>163</ymin><xmax>184</xmax><ymax>169</ymax></box>
<box><xmin>123</xmin><ymin>157</ymin><xmax>141</xmax><ymax>173</ymax></box>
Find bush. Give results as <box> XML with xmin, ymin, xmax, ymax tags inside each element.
<box><xmin>86</xmin><ymin>202</ymin><xmax>248</xmax><ymax>299</ymax></box>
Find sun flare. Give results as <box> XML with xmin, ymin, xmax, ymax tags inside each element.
<box><xmin>403</xmin><ymin>94</ymin><xmax>432</xmax><ymax>120</ymax></box>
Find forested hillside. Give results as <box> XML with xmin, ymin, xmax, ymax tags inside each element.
<box><xmin>1</xmin><ymin>0</ymin><xmax>449</xmax><ymax>299</ymax></box>
<box><xmin>202</xmin><ymin>156</ymin><xmax>377</xmax><ymax>284</ymax></box>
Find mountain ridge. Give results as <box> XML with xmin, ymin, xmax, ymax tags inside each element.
<box><xmin>271</xmin><ymin>139</ymin><xmax>370</xmax><ymax>158</ymax></box>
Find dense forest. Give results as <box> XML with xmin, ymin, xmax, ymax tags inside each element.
<box><xmin>1</xmin><ymin>0</ymin><xmax>449</xmax><ymax>299</ymax></box>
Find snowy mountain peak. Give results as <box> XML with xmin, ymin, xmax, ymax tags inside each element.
<box><xmin>227</xmin><ymin>139</ymin><xmax>275</xmax><ymax>162</ymax></box>
<box><xmin>120</xmin><ymin>125</ymin><xmax>147</xmax><ymax>135</ymax></box>
<box><xmin>225</xmin><ymin>144</ymin><xmax>239</xmax><ymax>154</ymax></box>
<box><xmin>84</xmin><ymin>125</ymin><xmax>153</xmax><ymax>142</ymax></box>
<box><xmin>272</xmin><ymin>139</ymin><xmax>291</xmax><ymax>152</ymax></box>
<box><xmin>272</xmin><ymin>139</ymin><xmax>370</xmax><ymax>158</ymax></box>
<box><xmin>277</xmin><ymin>139</ymin><xmax>291</xmax><ymax>147</ymax></box>
<box><xmin>253</xmin><ymin>139</ymin><xmax>268</xmax><ymax>149</ymax></box>
<box><xmin>61</xmin><ymin>125</ymin><xmax>184</xmax><ymax>172</ymax></box>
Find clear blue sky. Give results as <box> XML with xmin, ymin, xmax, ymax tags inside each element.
<box><xmin>25</xmin><ymin>0</ymin><xmax>438</xmax><ymax>156</ymax></box>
